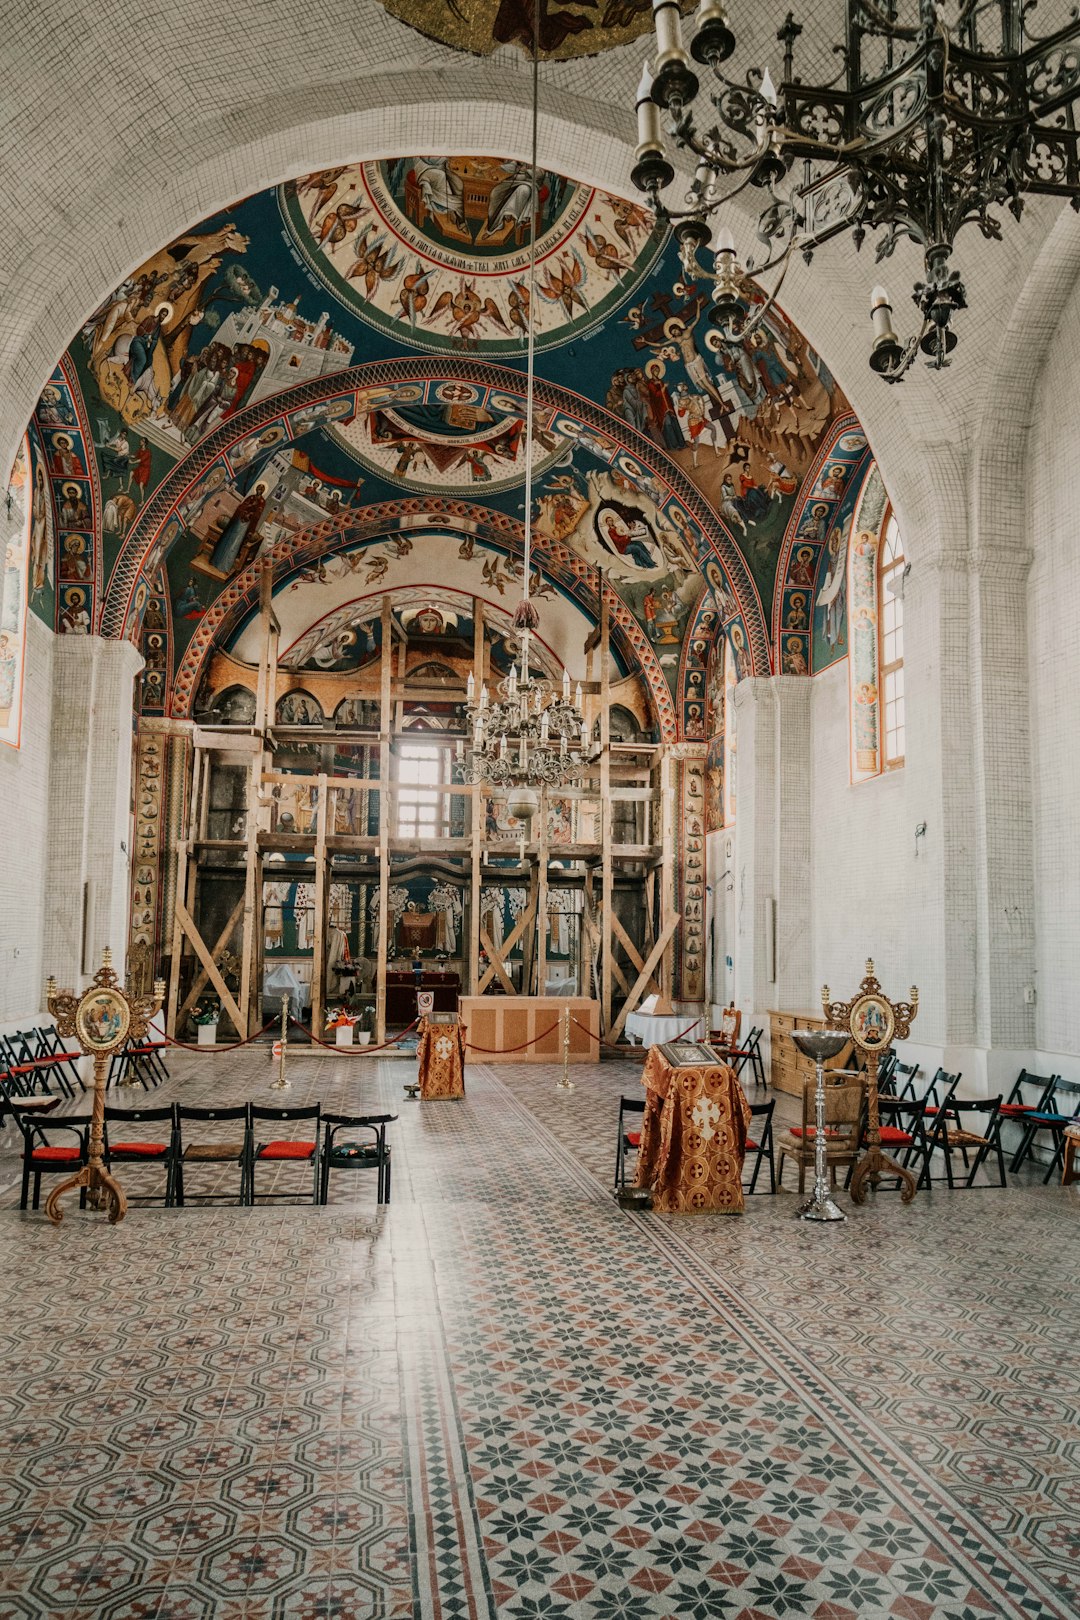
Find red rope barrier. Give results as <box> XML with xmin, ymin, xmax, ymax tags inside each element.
<box><xmin>464</xmin><ymin>1019</ymin><xmax>563</xmax><ymax>1055</ymax></box>
<box><xmin>569</xmin><ymin>1013</ymin><xmax>706</xmax><ymax>1050</ymax></box>
<box><xmin>163</xmin><ymin>1018</ymin><xmax>278</xmax><ymax>1053</ymax></box>
<box><xmin>288</xmin><ymin>1016</ymin><xmax>420</xmax><ymax>1054</ymax></box>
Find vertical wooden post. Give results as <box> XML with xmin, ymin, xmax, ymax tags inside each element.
<box><xmin>599</xmin><ymin>581</ymin><xmax>613</xmax><ymax>1035</ymax></box>
<box><xmin>469</xmin><ymin>598</ymin><xmax>484</xmax><ymax>997</ymax></box>
<box><xmin>659</xmin><ymin>749</ymin><xmax>675</xmax><ymax>1010</ymax></box>
<box><xmin>242</xmin><ymin>574</ymin><xmax>276</xmax><ymax>1033</ymax></box>
<box><xmin>375</xmin><ymin>595</ymin><xmax>392</xmax><ymax>1044</ymax></box>
<box><xmin>536</xmin><ymin>790</ymin><xmax>548</xmax><ymax>998</ymax></box>
<box><xmin>166</xmin><ymin>736</ymin><xmax>200</xmax><ymax>1038</ymax></box>
<box><xmin>310</xmin><ymin>772</ymin><xmax>329</xmax><ymax>1040</ymax></box>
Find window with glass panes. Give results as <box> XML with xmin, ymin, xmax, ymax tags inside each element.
<box><xmin>879</xmin><ymin>512</ymin><xmax>905</xmax><ymax>768</ymax></box>
<box><xmin>396</xmin><ymin>743</ymin><xmax>450</xmax><ymax>838</ymax></box>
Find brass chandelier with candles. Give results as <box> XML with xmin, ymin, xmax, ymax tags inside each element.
<box><xmin>631</xmin><ymin>0</ymin><xmax>1080</xmax><ymax>380</ymax></box>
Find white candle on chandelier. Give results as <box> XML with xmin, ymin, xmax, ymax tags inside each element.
<box><xmin>480</xmin><ymin>683</ymin><xmax>489</xmax><ymax>708</ymax></box>
<box><xmin>870</xmin><ymin>285</ymin><xmax>897</xmax><ymax>344</ymax></box>
<box><xmin>575</xmin><ymin>682</ymin><xmax>582</xmax><ymax>710</ymax></box>
<box><xmin>562</xmin><ymin>667</ymin><xmax>571</xmax><ymax>699</ymax></box>
<box><xmin>466</xmin><ymin>672</ymin><xmax>475</xmax><ymax>701</ymax></box>
<box><xmin>540</xmin><ymin>709</ymin><xmax>550</xmax><ymax>741</ymax></box>
<box><xmin>636</xmin><ymin>61</ymin><xmax>663</xmax><ymax>150</ymax></box>
<box><xmin>653</xmin><ymin>0</ymin><xmax>689</xmax><ymax>68</ymax></box>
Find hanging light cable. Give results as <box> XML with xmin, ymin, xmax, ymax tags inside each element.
<box><xmin>462</xmin><ymin>31</ymin><xmax>597</xmax><ymax>823</ymax></box>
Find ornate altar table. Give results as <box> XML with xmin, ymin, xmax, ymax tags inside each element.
<box><xmin>416</xmin><ymin>1014</ymin><xmax>466</xmax><ymax>1100</ymax></box>
<box><xmin>634</xmin><ymin>1042</ymin><xmax>752</xmax><ymax>1214</ymax></box>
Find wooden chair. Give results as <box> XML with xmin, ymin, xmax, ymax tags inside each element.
<box><xmin>320</xmin><ymin>1113</ymin><xmax>396</xmax><ymax>1205</ymax></box>
<box><xmin>777</xmin><ymin>1075</ymin><xmax>866</xmax><ymax>1195</ymax></box>
<box><xmin>709</xmin><ymin>1004</ymin><xmax>742</xmax><ymax>1048</ymax></box>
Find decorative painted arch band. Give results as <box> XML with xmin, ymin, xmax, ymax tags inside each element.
<box><xmin>170</xmin><ymin>501</ymin><xmax>683</xmax><ymax>741</ymax></box>
<box><xmin>100</xmin><ymin>358</ymin><xmax>771</xmax><ymax>676</ymax></box>
<box><xmin>771</xmin><ymin>412</ymin><xmax>874</xmax><ymax>674</ymax></box>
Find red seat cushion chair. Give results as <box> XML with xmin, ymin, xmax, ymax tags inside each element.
<box><xmin>31</xmin><ymin>1145</ymin><xmax>81</xmax><ymax>1162</ymax></box>
<box><xmin>878</xmin><ymin>1126</ymin><xmax>913</xmax><ymax>1145</ymax></box>
<box><xmin>257</xmin><ymin>1140</ymin><xmax>315</xmax><ymax>1160</ymax></box>
<box><xmin>111</xmin><ymin>1141</ymin><xmax>168</xmax><ymax>1157</ymax></box>
<box><xmin>624</xmin><ymin>1130</ymin><xmax>641</xmax><ymax>1148</ymax></box>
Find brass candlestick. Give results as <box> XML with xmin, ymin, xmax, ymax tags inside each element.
<box><xmin>44</xmin><ymin>948</ymin><xmax>164</xmax><ymax>1226</ymax></box>
<box><xmin>556</xmin><ymin>1005</ymin><xmax>575</xmax><ymax>1092</ymax></box>
<box><xmin>823</xmin><ymin>959</ymin><xmax>919</xmax><ymax>1204</ymax></box>
<box><xmin>270</xmin><ymin>994</ymin><xmax>291</xmax><ymax>1089</ymax></box>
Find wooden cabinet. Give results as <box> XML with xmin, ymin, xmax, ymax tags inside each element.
<box><xmin>768</xmin><ymin>1010</ymin><xmax>853</xmax><ymax>1096</ymax></box>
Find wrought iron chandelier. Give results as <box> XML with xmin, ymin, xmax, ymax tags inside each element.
<box><xmin>461</xmin><ymin>38</ymin><xmax>596</xmax><ymax>831</ymax></box>
<box><xmin>631</xmin><ymin>0</ymin><xmax>1080</xmax><ymax>379</ymax></box>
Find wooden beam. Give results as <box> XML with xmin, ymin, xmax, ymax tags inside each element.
<box><xmin>175</xmin><ymin>898</ymin><xmax>246</xmax><ymax>1035</ymax></box>
<box><xmin>599</xmin><ymin>577</ymin><xmax>613</xmax><ymax>1035</ymax></box>
<box><xmin>375</xmin><ymin>595</ymin><xmax>392</xmax><ymax>1043</ymax></box>
<box><xmin>478</xmin><ymin>924</ymin><xmax>517</xmax><ymax>996</ymax></box>
<box><xmin>176</xmin><ymin>896</ymin><xmax>245</xmax><ymax>1029</ymax></box>
<box><xmin>610</xmin><ymin>913</ymin><xmax>680</xmax><ymax>1042</ymax></box>
<box><xmin>310</xmin><ymin>772</ymin><xmax>328</xmax><ymax>1039</ymax></box>
<box><xmin>477</xmin><ymin>898</ymin><xmax>536</xmax><ymax>994</ymax></box>
<box><xmin>469</xmin><ymin>598</ymin><xmax>484</xmax><ymax>998</ymax></box>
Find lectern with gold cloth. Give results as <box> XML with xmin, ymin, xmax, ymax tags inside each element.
<box><xmin>634</xmin><ymin>1043</ymin><xmax>752</xmax><ymax>1214</ymax></box>
<box><xmin>416</xmin><ymin>1014</ymin><xmax>466</xmax><ymax>1099</ymax></box>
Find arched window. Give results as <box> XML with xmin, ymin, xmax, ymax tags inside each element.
<box><xmin>878</xmin><ymin>511</ymin><xmax>905</xmax><ymax>769</ymax></box>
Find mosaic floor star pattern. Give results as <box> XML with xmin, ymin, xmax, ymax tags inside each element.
<box><xmin>0</xmin><ymin>1049</ymin><xmax>1076</xmax><ymax>1619</ymax></box>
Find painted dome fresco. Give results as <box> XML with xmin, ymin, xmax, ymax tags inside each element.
<box><xmin>25</xmin><ymin>154</ymin><xmax>875</xmax><ymax>742</ymax></box>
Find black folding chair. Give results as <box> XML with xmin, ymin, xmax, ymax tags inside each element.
<box><xmin>10</xmin><ymin>1028</ymin><xmax>76</xmax><ymax>1097</ymax></box>
<box><xmin>35</xmin><ymin>1024</ymin><xmax>86</xmax><ymax>1091</ymax></box>
<box><xmin>1009</xmin><ymin>1079</ymin><xmax>1080</xmax><ymax>1182</ymax></box>
<box><xmin>250</xmin><ymin>1105</ymin><xmax>322</xmax><ymax>1204</ymax></box>
<box><xmin>14</xmin><ymin>1107</ymin><xmax>91</xmax><ymax>1211</ymax></box>
<box><xmin>876</xmin><ymin>1095</ymin><xmax>933</xmax><ymax>1189</ymax></box>
<box><xmin>744</xmin><ymin>1099</ymin><xmax>776</xmax><ymax>1193</ymax></box>
<box><xmin>614</xmin><ymin>1095</ymin><xmax>646</xmax><ymax>1190</ymax></box>
<box><xmin>924</xmin><ymin>1097</ymin><xmax>1007</xmax><ymax>1188</ymax></box>
<box><xmin>174</xmin><ymin>1104</ymin><xmax>252</xmax><ymax>1205</ymax></box>
<box><xmin>104</xmin><ymin>1104</ymin><xmax>181</xmax><ymax>1205</ymax></box>
<box><xmin>320</xmin><ymin>1113</ymin><xmax>396</xmax><ymax>1205</ymax></box>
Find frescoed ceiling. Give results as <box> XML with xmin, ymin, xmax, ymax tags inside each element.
<box><xmin>25</xmin><ymin>153</ymin><xmax>877</xmax><ymax>742</ymax></box>
<box><xmin>376</xmin><ymin>0</ymin><xmax>689</xmax><ymax>60</ymax></box>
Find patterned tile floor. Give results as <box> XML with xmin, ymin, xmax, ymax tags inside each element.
<box><xmin>0</xmin><ymin>1049</ymin><xmax>1076</xmax><ymax>1619</ymax></box>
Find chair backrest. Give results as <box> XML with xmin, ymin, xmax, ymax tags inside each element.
<box><xmin>104</xmin><ymin>1104</ymin><xmax>176</xmax><ymax>1126</ymax></box>
<box><xmin>18</xmin><ymin>1111</ymin><xmax>91</xmax><ymax>1146</ymax></box>
<box><xmin>799</xmin><ymin>1076</ymin><xmax>865</xmax><ymax>1146</ymax></box>
<box><xmin>251</xmin><ymin>1104</ymin><xmax>321</xmax><ymax>1128</ymax></box>
<box><xmin>749</xmin><ymin>1098</ymin><xmax>774</xmax><ymax>1135</ymax></box>
<box><xmin>1007</xmin><ymin>1069</ymin><xmax>1058</xmax><ymax>1109</ymax></box>
<box><xmin>925</xmin><ymin>1067</ymin><xmax>961</xmax><ymax>1107</ymax></box>
<box><xmin>718</xmin><ymin>1004</ymin><xmax>741</xmax><ymax>1044</ymax></box>
<box><xmin>176</xmin><ymin>1104</ymin><xmax>251</xmax><ymax>1122</ymax></box>
<box><xmin>322</xmin><ymin>1112</ymin><xmax>397</xmax><ymax>1127</ymax></box>
<box><xmin>894</xmin><ymin>1060</ymin><xmax>922</xmax><ymax>1100</ymax></box>
<box><xmin>1045</xmin><ymin>1077</ymin><xmax>1080</xmax><ymax>1119</ymax></box>
<box><xmin>934</xmin><ymin>1095</ymin><xmax>1001</xmax><ymax>1140</ymax></box>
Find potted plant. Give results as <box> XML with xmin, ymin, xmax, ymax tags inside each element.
<box><xmin>193</xmin><ymin>999</ymin><xmax>220</xmax><ymax>1046</ymax></box>
<box><xmin>328</xmin><ymin>1008</ymin><xmax>355</xmax><ymax>1048</ymax></box>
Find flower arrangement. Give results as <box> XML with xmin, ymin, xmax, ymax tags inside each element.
<box><xmin>327</xmin><ymin>1009</ymin><xmax>356</xmax><ymax>1030</ymax></box>
<box><xmin>193</xmin><ymin>1000</ymin><xmax>220</xmax><ymax>1027</ymax></box>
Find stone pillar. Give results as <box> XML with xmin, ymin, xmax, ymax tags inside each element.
<box><xmin>731</xmin><ymin>676</ymin><xmax>813</xmax><ymax>1025</ymax></box>
<box><xmin>43</xmin><ymin>636</ymin><xmax>143</xmax><ymax>987</ymax></box>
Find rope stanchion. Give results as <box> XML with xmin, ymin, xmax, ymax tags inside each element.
<box><xmin>288</xmin><ymin>1016</ymin><xmax>420</xmax><ymax>1055</ymax></box>
<box><xmin>163</xmin><ymin>1018</ymin><xmax>278</xmax><ymax>1054</ymax></box>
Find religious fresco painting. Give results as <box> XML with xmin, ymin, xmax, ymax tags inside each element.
<box><xmin>0</xmin><ymin>441</ymin><xmax>32</xmax><ymax>748</ymax></box>
<box><xmin>374</xmin><ymin>0</ymin><xmax>691</xmax><ymax>64</ymax></box>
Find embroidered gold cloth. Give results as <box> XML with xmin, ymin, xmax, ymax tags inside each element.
<box><xmin>634</xmin><ymin>1046</ymin><xmax>751</xmax><ymax>1213</ymax></box>
<box><xmin>416</xmin><ymin>1016</ymin><xmax>466</xmax><ymax>1100</ymax></box>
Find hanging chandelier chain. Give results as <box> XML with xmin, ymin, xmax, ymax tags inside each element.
<box><xmin>630</xmin><ymin>0</ymin><xmax>1080</xmax><ymax>380</ymax></box>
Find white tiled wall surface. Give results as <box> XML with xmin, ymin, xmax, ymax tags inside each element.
<box><xmin>0</xmin><ymin>615</ymin><xmax>53</xmax><ymax>1021</ymax></box>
